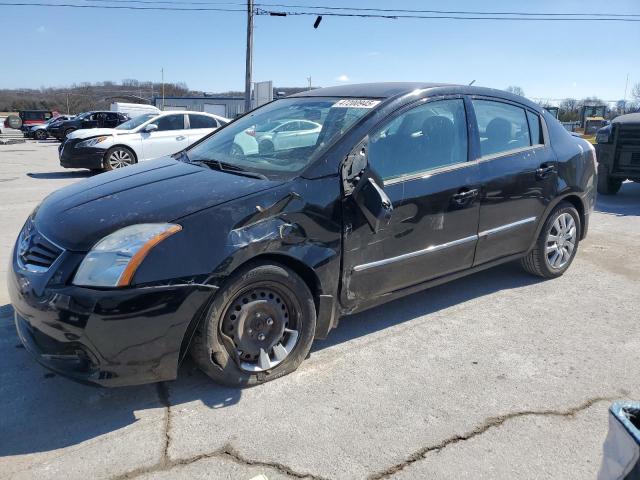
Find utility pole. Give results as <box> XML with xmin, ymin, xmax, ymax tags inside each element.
<box><xmin>244</xmin><ymin>0</ymin><xmax>254</xmax><ymax>113</ymax></box>
<box><xmin>623</xmin><ymin>73</ymin><xmax>629</xmax><ymax>113</ymax></box>
<box><xmin>161</xmin><ymin>67</ymin><xmax>166</xmax><ymax>110</ymax></box>
<box><xmin>307</xmin><ymin>76</ymin><xmax>312</xmax><ymax>90</ymax></box>
<box><xmin>66</xmin><ymin>92</ymin><xmax>70</xmax><ymax>115</ymax></box>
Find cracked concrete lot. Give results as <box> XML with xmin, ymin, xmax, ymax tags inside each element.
<box><xmin>1</xmin><ymin>142</ymin><xmax>639</xmax><ymax>479</ymax></box>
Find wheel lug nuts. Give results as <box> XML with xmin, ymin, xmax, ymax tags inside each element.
<box><xmin>258</xmin><ymin>333</ymin><xmax>266</xmax><ymax>341</ymax></box>
<box><xmin>266</xmin><ymin>317</ymin><xmax>274</xmax><ymax>326</ymax></box>
<box><xmin>248</xmin><ymin>329</ymin><xmax>253</xmax><ymax>334</ymax></box>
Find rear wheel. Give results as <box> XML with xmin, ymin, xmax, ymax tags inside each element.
<box><xmin>35</xmin><ymin>129</ymin><xmax>48</xmax><ymax>140</ymax></box>
<box><xmin>103</xmin><ymin>146</ymin><xmax>136</xmax><ymax>171</ymax></box>
<box><xmin>190</xmin><ymin>262</ymin><xmax>316</xmax><ymax>387</ymax></box>
<box><xmin>62</xmin><ymin>128</ymin><xmax>75</xmax><ymax>140</ymax></box>
<box><xmin>521</xmin><ymin>202</ymin><xmax>580</xmax><ymax>278</ymax></box>
<box><xmin>597</xmin><ymin>165</ymin><xmax>622</xmax><ymax>195</ymax></box>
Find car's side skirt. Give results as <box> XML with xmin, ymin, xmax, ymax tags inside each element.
<box><xmin>338</xmin><ymin>252</ymin><xmax>527</xmax><ymax>318</ymax></box>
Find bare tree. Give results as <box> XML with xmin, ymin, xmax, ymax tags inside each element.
<box><xmin>632</xmin><ymin>83</ymin><xmax>640</xmax><ymax>103</ymax></box>
<box><xmin>505</xmin><ymin>85</ymin><xmax>525</xmax><ymax>97</ymax></box>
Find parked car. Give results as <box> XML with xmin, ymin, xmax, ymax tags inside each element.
<box><xmin>47</xmin><ymin>111</ymin><xmax>129</xmax><ymax>141</ymax></box>
<box><xmin>25</xmin><ymin>115</ymin><xmax>74</xmax><ymax>140</ymax></box>
<box><xmin>59</xmin><ymin>111</ymin><xmax>228</xmax><ymax>171</ymax></box>
<box><xmin>9</xmin><ymin>83</ymin><xmax>596</xmax><ymax>388</ymax></box>
<box><xmin>595</xmin><ymin>112</ymin><xmax>640</xmax><ymax>195</ymax></box>
<box><xmin>4</xmin><ymin>110</ymin><xmax>54</xmax><ymax>131</ymax></box>
<box><xmin>232</xmin><ymin>119</ymin><xmax>322</xmax><ymax>156</ymax></box>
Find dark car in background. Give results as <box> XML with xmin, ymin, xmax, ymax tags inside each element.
<box><xmin>595</xmin><ymin>112</ymin><xmax>640</xmax><ymax>195</ymax></box>
<box><xmin>25</xmin><ymin>115</ymin><xmax>74</xmax><ymax>140</ymax></box>
<box><xmin>47</xmin><ymin>111</ymin><xmax>129</xmax><ymax>141</ymax></box>
<box><xmin>9</xmin><ymin>83</ymin><xmax>596</xmax><ymax>388</ymax></box>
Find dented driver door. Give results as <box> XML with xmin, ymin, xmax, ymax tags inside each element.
<box><xmin>340</xmin><ymin>97</ymin><xmax>481</xmax><ymax>306</ymax></box>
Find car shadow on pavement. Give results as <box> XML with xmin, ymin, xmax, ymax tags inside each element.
<box><xmin>0</xmin><ymin>308</ymin><xmax>241</xmax><ymax>457</ymax></box>
<box><xmin>0</xmin><ymin>261</ymin><xmax>540</xmax><ymax>457</ymax></box>
<box><xmin>27</xmin><ymin>171</ymin><xmax>95</xmax><ymax>180</ymax></box>
<box><xmin>595</xmin><ymin>182</ymin><xmax>640</xmax><ymax>217</ymax></box>
<box><xmin>313</xmin><ymin>262</ymin><xmax>543</xmax><ymax>351</ymax></box>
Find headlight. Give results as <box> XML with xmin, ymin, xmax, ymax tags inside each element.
<box><xmin>73</xmin><ymin>223</ymin><xmax>182</xmax><ymax>287</ymax></box>
<box><xmin>75</xmin><ymin>136</ymin><xmax>109</xmax><ymax>148</ymax></box>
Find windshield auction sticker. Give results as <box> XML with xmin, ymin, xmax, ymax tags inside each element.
<box><xmin>332</xmin><ymin>99</ymin><xmax>381</xmax><ymax>109</ymax></box>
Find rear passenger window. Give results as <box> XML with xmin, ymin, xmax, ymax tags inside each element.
<box><xmin>368</xmin><ymin>99</ymin><xmax>468</xmax><ymax>181</ymax></box>
<box><xmin>151</xmin><ymin>114</ymin><xmax>185</xmax><ymax>131</ymax></box>
<box><xmin>472</xmin><ymin>100</ymin><xmax>530</xmax><ymax>157</ymax></box>
<box><xmin>189</xmin><ymin>114</ymin><xmax>218</xmax><ymax>129</ymax></box>
<box><xmin>527</xmin><ymin>111</ymin><xmax>543</xmax><ymax>145</ymax></box>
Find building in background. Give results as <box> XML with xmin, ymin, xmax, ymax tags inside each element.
<box><xmin>153</xmin><ymin>96</ymin><xmax>245</xmax><ymax>118</ymax></box>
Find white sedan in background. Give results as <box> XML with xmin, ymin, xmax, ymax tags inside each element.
<box><xmin>60</xmin><ymin>111</ymin><xmax>229</xmax><ymax>171</ymax></box>
<box><xmin>232</xmin><ymin>119</ymin><xmax>322</xmax><ymax>156</ymax></box>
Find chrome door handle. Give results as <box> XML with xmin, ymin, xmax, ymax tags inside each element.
<box><xmin>452</xmin><ymin>188</ymin><xmax>479</xmax><ymax>203</ymax></box>
<box><xmin>176</xmin><ymin>136</ymin><xmax>186</xmax><ymax>141</ymax></box>
<box><xmin>536</xmin><ymin>164</ymin><xmax>556</xmax><ymax>179</ymax></box>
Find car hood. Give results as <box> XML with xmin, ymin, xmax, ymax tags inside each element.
<box><xmin>35</xmin><ymin>157</ymin><xmax>283</xmax><ymax>251</ymax></box>
<box><xmin>67</xmin><ymin>128</ymin><xmax>121</xmax><ymax>139</ymax></box>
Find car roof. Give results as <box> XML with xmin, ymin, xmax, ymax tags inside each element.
<box><xmin>291</xmin><ymin>82</ymin><xmax>542</xmax><ymax>110</ymax></box>
<box><xmin>291</xmin><ymin>82</ymin><xmax>450</xmax><ymax>99</ymax></box>
<box><xmin>155</xmin><ymin>110</ymin><xmax>228</xmax><ymax>120</ymax></box>
<box><xmin>612</xmin><ymin>112</ymin><xmax>640</xmax><ymax>124</ymax></box>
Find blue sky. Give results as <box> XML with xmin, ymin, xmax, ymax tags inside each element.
<box><xmin>2</xmin><ymin>0</ymin><xmax>639</xmax><ymax>102</ymax></box>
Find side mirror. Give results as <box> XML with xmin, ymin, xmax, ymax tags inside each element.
<box><xmin>354</xmin><ymin>176</ymin><xmax>393</xmax><ymax>233</ymax></box>
<box><xmin>144</xmin><ymin>123</ymin><xmax>158</xmax><ymax>133</ymax></box>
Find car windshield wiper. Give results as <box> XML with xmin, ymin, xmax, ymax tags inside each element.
<box><xmin>192</xmin><ymin>158</ymin><xmax>268</xmax><ymax>180</ymax></box>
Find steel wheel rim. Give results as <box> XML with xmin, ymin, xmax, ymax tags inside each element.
<box><xmin>545</xmin><ymin>212</ymin><xmax>576</xmax><ymax>269</ymax></box>
<box><xmin>108</xmin><ymin>149</ymin><xmax>132</xmax><ymax>169</ymax></box>
<box><xmin>221</xmin><ymin>282</ymin><xmax>300</xmax><ymax>372</ymax></box>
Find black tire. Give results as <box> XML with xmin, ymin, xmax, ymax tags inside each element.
<box><xmin>230</xmin><ymin>143</ymin><xmax>244</xmax><ymax>158</ymax></box>
<box><xmin>35</xmin><ymin>129</ymin><xmax>48</xmax><ymax>140</ymax></box>
<box><xmin>103</xmin><ymin>146</ymin><xmax>136</xmax><ymax>171</ymax></box>
<box><xmin>258</xmin><ymin>139</ymin><xmax>275</xmax><ymax>155</ymax></box>
<box><xmin>190</xmin><ymin>262</ymin><xmax>316</xmax><ymax>387</ymax></box>
<box><xmin>597</xmin><ymin>165</ymin><xmax>622</xmax><ymax>195</ymax></box>
<box><xmin>521</xmin><ymin>202</ymin><xmax>580</xmax><ymax>279</ymax></box>
<box><xmin>62</xmin><ymin>128</ymin><xmax>75</xmax><ymax>140</ymax></box>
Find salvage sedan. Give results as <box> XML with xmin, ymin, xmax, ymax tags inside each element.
<box><xmin>9</xmin><ymin>83</ymin><xmax>597</xmax><ymax>387</ymax></box>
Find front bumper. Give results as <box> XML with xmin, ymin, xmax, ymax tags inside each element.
<box><xmin>9</xmin><ymin>250</ymin><xmax>216</xmax><ymax>387</ymax></box>
<box><xmin>59</xmin><ymin>139</ymin><xmax>106</xmax><ymax>169</ymax></box>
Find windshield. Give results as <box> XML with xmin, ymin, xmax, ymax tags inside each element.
<box><xmin>185</xmin><ymin>97</ymin><xmax>378</xmax><ymax>177</ymax></box>
<box><xmin>116</xmin><ymin>113</ymin><xmax>158</xmax><ymax>130</ymax></box>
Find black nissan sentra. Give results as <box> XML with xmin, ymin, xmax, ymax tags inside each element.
<box><xmin>9</xmin><ymin>83</ymin><xmax>597</xmax><ymax>387</ymax></box>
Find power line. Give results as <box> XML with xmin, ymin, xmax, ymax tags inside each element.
<box><xmin>77</xmin><ymin>0</ymin><xmax>640</xmax><ymax>18</ymax></box>
<box><xmin>0</xmin><ymin>2</ymin><xmax>245</xmax><ymax>11</ymax></box>
<box><xmin>1</xmin><ymin>1</ymin><xmax>640</xmax><ymax>20</ymax></box>
<box><xmin>255</xmin><ymin>3</ymin><xmax>640</xmax><ymax>18</ymax></box>
<box><xmin>256</xmin><ymin>8</ymin><xmax>640</xmax><ymax>22</ymax></box>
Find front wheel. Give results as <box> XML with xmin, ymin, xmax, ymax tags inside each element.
<box><xmin>190</xmin><ymin>262</ymin><xmax>316</xmax><ymax>387</ymax></box>
<box><xmin>521</xmin><ymin>202</ymin><xmax>580</xmax><ymax>278</ymax></box>
<box><xmin>103</xmin><ymin>146</ymin><xmax>135</xmax><ymax>171</ymax></box>
<box><xmin>35</xmin><ymin>129</ymin><xmax>48</xmax><ymax>140</ymax></box>
<box><xmin>597</xmin><ymin>166</ymin><xmax>622</xmax><ymax>195</ymax></box>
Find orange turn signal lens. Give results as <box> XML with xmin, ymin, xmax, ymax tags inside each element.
<box><xmin>116</xmin><ymin>224</ymin><xmax>182</xmax><ymax>287</ymax></box>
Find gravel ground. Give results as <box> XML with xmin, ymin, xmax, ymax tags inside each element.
<box><xmin>0</xmin><ymin>142</ymin><xmax>639</xmax><ymax>480</ymax></box>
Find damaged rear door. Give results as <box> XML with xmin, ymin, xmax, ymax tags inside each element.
<box><xmin>340</xmin><ymin>97</ymin><xmax>481</xmax><ymax>305</ymax></box>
